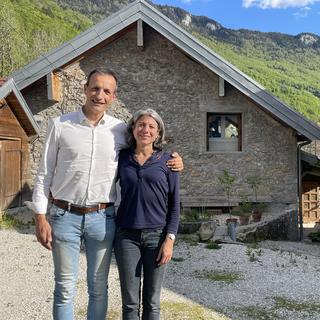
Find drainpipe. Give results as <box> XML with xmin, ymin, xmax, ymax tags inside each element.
<box><xmin>297</xmin><ymin>140</ymin><xmax>312</xmax><ymax>241</ymax></box>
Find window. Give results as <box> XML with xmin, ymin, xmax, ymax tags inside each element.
<box><xmin>207</xmin><ymin>113</ymin><xmax>242</xmax><ymax>152</ymax></box>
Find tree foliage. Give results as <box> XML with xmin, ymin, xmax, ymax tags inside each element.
<box><xmin>0</xmin><ymin>0</ymin><xmax>92</xmax><ymax>77</ymax></box>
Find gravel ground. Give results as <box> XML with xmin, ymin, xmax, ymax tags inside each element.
<box><xmin>1</xmin><ymin>226</ymin><xmax>320</xmax><ymax>320</ymax></box>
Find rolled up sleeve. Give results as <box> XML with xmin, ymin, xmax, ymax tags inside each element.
<box><xmin>26</xmin><ymin>119</ymin><xmax>59</xmax><ymax>214</ymax></box>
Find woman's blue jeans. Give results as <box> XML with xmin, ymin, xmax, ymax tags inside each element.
<box><xmin>49</xmin><ymin>204</ymin><xmax>115</xmax><ymax>320</ymax></box>
<box><xmin>114</xmin><ymin>228</ymin><xmax>166</xmax><ymax>320</ymax></box>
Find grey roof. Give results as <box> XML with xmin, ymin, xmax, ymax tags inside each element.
<box><xmin>302</xmin><ymin>150</ymin><xmax>320</xmax><ymax>166</ymax></box>
<box><xmin>10</xmin><ymin>0</ymin><xmax>320</xmax><ymax>140</ymax></box>
<box><xmin>0</xmin><ymin>78</ymin><xmax>40</xmax><ymax>137</ymax></box>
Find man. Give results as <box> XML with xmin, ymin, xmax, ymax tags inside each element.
<box><xmin>28</xmin><ymin>69</ymin><xmax>183</xmax><ymax>320</ymax></box>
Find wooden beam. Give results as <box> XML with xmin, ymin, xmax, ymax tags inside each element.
<box><xmin>137</xmin><ymin>19</ymin><xmax>144</xmax><ymax>48</ymax></box>
<box><xmin>0</xmin><ymin>99</ymin><xmax>6</xmax><ymax>107</ymax></box>
<box><xmin>47</xmin><ymin>72</ymin><xmax>61</xmax><ymax>102</ymax></box>
<box><xmin>219</xmin><ymin>77</ymin><xmax>225</xmax><ymax>97</ymax></box>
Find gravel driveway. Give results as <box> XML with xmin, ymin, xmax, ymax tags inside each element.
<box><xmin>1</xmin><ymin>226</ymin><xmax>320</xmax><ymax>320</ymax></box>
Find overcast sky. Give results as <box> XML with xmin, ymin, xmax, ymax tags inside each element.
<box><xmin>153</xmin><ymin>0</ymin><xmax>320</xmax><ymax>35</ymax></box>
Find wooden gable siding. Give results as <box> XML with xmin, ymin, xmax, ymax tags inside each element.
<box><xmin>5</xmin><ymin>93</ymin><xmax>36</xmax><ymax>138</ymax></box>
<box><xmin>0</xmin><ymin>103</ymin><xmax>29</xmax><ymax>141</ymax></box>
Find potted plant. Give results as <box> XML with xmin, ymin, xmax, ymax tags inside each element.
<box><xmin>246</xmin><ymin>175</ymin><xmax>263</xmax><ymax>222</ymax></box>
<box><xmin>218</xmin><ymin>169</ymin><xmax>237</xmax><ymax>240</ymax></box>
<box><xmin>235</xmin><ymin>202</ymin><xmax>253</xmax><ymax>225</ymax></box>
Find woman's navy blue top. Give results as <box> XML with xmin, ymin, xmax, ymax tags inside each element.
<box><xmin>116</xmin><ymin>148</ymin><xmax>180</xmax><ymax>234</ymax></box>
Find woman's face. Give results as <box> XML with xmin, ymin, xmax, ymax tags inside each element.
<box><xmin>133</xmin><ymin>115</ymin><xmax>160</xmax><ymax>148</ymax></box>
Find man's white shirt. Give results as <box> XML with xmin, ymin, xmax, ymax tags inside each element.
<box><xmin>27</xmin><ymin>109</ymin><xmax>127</xmax><ymax>214</ymax></box>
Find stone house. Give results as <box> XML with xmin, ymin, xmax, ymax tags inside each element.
<box><xmin>9</xmin><ymin>0</ymin><xmax>320</xmax><ymax>221</ymax></box>
<box><xmin>0</xmin><ymin>78</ymin><xmax>39</xmax><ymax>211</ymax></box>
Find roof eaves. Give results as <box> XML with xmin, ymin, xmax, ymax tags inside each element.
<box><xmin>302</xmin><ymin>150</ymin><xmax>320</xmax><ymax>166</ymax></box>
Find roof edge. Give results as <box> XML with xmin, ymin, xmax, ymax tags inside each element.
<box><xmin>0</xmin><ymin>78</ymin><xmax>40</xmax><ymax>137</ymax></box>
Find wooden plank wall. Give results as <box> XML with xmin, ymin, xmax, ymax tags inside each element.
<box><xmin>0</xmin><ymin>103</ymin><xmax>30</xmax><ymax>210</ymax></box>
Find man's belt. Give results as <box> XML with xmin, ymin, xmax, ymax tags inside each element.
<box><xmin>53</xmin><ymin>199</ymin><xmax>113</xmax><ymax>214</ymax></box>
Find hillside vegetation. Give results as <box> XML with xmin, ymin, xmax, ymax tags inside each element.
<box><xmin>0</xmin><ymin>0</ymin><xmax>319</xmax><ymax>124</ymax></box>
<box><xmin>197</xmin><ymin>33</ymin><xmax>320</xmax><ymax>123</ymax></box>
<box><xmin>0</xmin><ymin>0</ymin><xmax>92</xmax><ymax>76</ymax></box>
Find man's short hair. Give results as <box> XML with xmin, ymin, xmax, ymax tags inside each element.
<box><xmin>86</xmin><ymin>69</ymin><xmax>118</xmax><ymax>91</ymax></box>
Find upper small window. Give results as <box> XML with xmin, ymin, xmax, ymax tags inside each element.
<box><xmin>207</xmin><ymin>113</ymin><xmax>242</xmax><ymax>152</ymax></box>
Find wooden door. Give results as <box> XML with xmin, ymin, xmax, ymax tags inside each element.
<box><xmin>0</xmin><ymin>140</ymin><xmax>22</xmax><ymax>211</ymax></box>
<box><xmin>302</xmin><ymin>182</ymin><xmax>320</xmax><ymax>223</ymax></box>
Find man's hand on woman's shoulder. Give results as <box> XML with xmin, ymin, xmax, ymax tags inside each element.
<box><xmin>166</xmin><ymin>152</ymin><xmax>183</xmax><ymax>172</ymax></box>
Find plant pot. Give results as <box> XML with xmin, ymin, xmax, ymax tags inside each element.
<box><xmin>251</xmin><ymin>210</ymin><xmax>262</xmax><ymax>223</ymax></box>
<box><xmin>226</xmin><ymin>218</ymin><xmax>237</xmax><ymax>241</ymax></box>
<box><xmin>226</xmin><ymin>218</ymin><xmax>238</xmax><ymax>224</ymax></box>
<box><xmin>178</xmin><ymin>221</ymin><xmax>202</xmax><ymax>234</ymax></box>
<box><xmin>239</xmin><ymin>216</ymin><xmax>250</xmax><ymax>226</ymax></box>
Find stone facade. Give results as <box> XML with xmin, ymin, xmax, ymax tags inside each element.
<box><xmin>23</xmin><ymin>24</ymin><xmax>298</xmax><ymax>210</ymax></box>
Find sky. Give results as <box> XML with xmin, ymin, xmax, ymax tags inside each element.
<box><xmin>152</xmin><ymin>0</ymin><xmax>320</xmax><ymax>35</ymax></box>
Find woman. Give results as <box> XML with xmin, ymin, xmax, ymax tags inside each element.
<box><xmin>114</xmin><ymin>109</ymin><xmax>180</xmax><ymax>320</ymax></box>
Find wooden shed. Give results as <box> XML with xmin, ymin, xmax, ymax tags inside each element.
<box><xmin>0</xmin><ymin>78</ymin><xmax>39</xmax><ymax>211</ymax></box>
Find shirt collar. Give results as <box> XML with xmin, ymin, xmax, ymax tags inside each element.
<box><xmin>128</xmin><ymin>148</ymin><xmax>163</xmax><ymax>165</ymax></box>
<box><xmin>78</xmin><ymin>107</ymin><xmax>107</xmax><ymax>126</ymax></box>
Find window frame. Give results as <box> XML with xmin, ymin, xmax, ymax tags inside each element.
<box><xmin>206</xmin><ymin>112</ymin><xmax>242</xmax><ymax>152</ymax></box>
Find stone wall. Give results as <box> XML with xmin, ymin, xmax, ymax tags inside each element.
<box><xmin>23</xmin><ymin>24</ymin><xmax>298</xmax><ymax>209</ymax></box>
<box><xmin>237</xmin><ymin>208</ymin><xmax>299</xmax><ymax>242</ymax></box>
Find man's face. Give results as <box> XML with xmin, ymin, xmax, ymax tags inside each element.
<box><xmin>84</xmin><ymin>73</ymin><xmax>117</xmax><ymax>115</ymax></box>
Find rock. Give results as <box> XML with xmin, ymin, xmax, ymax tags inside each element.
<box><xmin>213</xmin><ymin>226</ymin><xmax>228</xmax><ymax>237</ymax></box>
<box><xmin>237</xmin><ymin>209</ymin><xmax>298</xmax><ymax>242</ymax></box>
<box><xmin>4</xmin><ymin>206</ymin><xmax>34</xmax><ymax>225</ymax></box>
<box><xmin>198</xmin><ymin>221</ymin><xmax>217</xmax><ymax>241</ymax></box>
<box><xmin>178</xmin><ymin>233</ymin><xmax>200</xmax><ymax>242</ymax></box>
<box><xmin>211</xmin><ymin>225</ymin><xmax>230</xmax><ymax>242</ymax></box>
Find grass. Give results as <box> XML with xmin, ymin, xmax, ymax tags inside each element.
<box><xmin>172</xmin><ymin>256</ymin><xmax>185</xmax><ymax>262</ymax></box>
<box><xmin>245</xmin><ymin>244</ymin><xmax>262</xmax><ymax>262</ymax></box>
<box><xmin>307</xmin><ymin>231</ymin><xmax>320</xmax><ymax>242</ymax></box>
<box><xmin>0</xmin><ymin>213</ymin><xmax>25</xmax><ymax>229</ymax></box>
<box><xmin>247</xmin><ymin>242</ymin><xmax>260</xmax><ymax>249</ymax></box>
<box><xmin>194</xmin><ymin>270</ymin><xmax>243</xmax><ymax>283</ymax></box>
<box><xmin>273</xmin><ymin>296</ymin><xmax>320</xmax><ymax>313</ymax></box>
<box><xmin>183</xmin><ymin>238</ymin><xmax>199</xmax><ymax>246</ymax></box>
<box><xmin>236</xmin><ymin>297</ymin><xmax>320</xmax><ymax>320</ymax></box>
<box><xmin>180</xmin><ymin>208</ymin><xmax>216</xmax><ymax>222</ymax></box>
<box><xmin>237</xmin><ymin>306</ymin><xmax>280</xmax><ymax>320</ymax></box>
<box><xmin>161</xmin><ymin>301</ymin><xmax>229</xmax><ymax>320</ymax></box>
<box><xmin>205</xmin><ymin>241</ymin><xmax>222</xmax><ymax>250</ymax></box>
